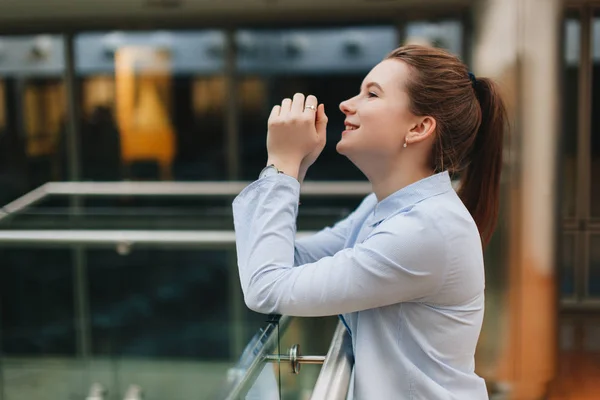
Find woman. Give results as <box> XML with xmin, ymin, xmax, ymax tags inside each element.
<box><xmin>233</xmin><ymin>45</ymin><xmax>506</xmax><ymax>399</ymax></box>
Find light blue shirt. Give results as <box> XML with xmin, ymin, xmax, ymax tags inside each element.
<box><xmin>233</xmin><ymin>171</ymin><xmax>488</xmax><ymax>400</ymax></box>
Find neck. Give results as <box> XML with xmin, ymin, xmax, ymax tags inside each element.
<box><xmin>360</xmin><ymin>157</ymin><xmax>435</xmax><ymax>202</ymax></box>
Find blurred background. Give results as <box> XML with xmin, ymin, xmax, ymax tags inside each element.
<box><xmin>0</xmin><ymin>0</ymin><xmax>596</xmax><ymax>399</ymax></box>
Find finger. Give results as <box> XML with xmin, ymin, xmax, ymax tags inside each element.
<box><xmin>281</xmin><ymin>98</ymin><xmax>292</xmax><ymax>114</ymax></box>
<box><xmin>304</xmin><ymin>95</ymin><xmax>318</xmax><ymax>114</ymax></box>
<box><xmin>291</xmin><ymin>93</ymin><xmax>306</xmax><ymax>115</ymax></box>
<box><xmin>269</xmin><ymin>105</ymin><xmax>281</xmax><ymax>120</ymax></box>
<box><xmin>316</xmin><ymin>104</ymin><xmax>328</xmax><ymax>128</ymax></box>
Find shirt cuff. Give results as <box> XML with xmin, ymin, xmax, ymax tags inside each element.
<box><xmin>233</xmin><ymin>174</ymin><xmax>301</xmax><ymax>208</ymax></box>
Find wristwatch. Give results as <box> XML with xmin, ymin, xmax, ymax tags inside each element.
<box><xmin>259</xmin><ymin>164</ymin><xmax>284</xmax><ymax>179</ymax></box>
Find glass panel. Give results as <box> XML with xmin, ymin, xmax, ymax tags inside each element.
<box><xmin>0</xmin><ymin>245</ymin><xmax>269</xmax><ymax>399</ymax></box>
<box><xmin>216</xmin><ymin>317</ymin><xmax>287</xmax><ymax>400</ymax></box>
<box><xmin>0</xmin><ymin>248</ymin><xmax>80</xmax><ymax>397</ymax></box>
<box><xmin>245</xmin><ymin>363</ymin><xmax>281</xmax><ymax>399</ymax></box>
<box><xmin>588</xmin><ymin>234</ymin><xmax>600</xmax><ymax>296</ymax></box>
<box><xmin>277</xmin><ymin>317</ymin><xmax>338</xmax><ymax>399</ymax></box>
<box><xmin>592</xmin><ymin>15</ymin><xmax>600</xmax><ymax>217</ymax></box>
<box><xmin>560</xmin><ymin>233</ymin><xmax>576</xmax><ymax>297</ymax></box>
<box><xmin>0</xmin><ymin>35</ymin><xmax>66</xmax><ymax>206</ymax></box>
<box><xmin>75</xmin><ymin>31</ymin><xmax>227</xmax><ymax>183</ymax></box>
<box><xmin>563</xmin><ymin>17</ymin><xmax>580</xmax><ymax>219</ymax></box>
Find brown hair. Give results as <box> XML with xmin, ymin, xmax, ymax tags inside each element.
<box><xmin>386</xmin><ymin>45</ymin><xmax>507</xmax><ymax>247</ymax></box>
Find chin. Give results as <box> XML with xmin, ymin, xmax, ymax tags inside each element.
<box><xmin>336</xmin><ymin>133</ymin><xmax>357</xmax><ymax>154</ymax></box>
<box><xmin>336</xmin><ymin>140</ymin><xmax>350</xmax><ymax>157</ymax></box>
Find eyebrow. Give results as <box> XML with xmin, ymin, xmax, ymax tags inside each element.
<box><xmin>364</xmin><ymin>81</ymin><xmax>384</xmax><ymax>92</ymax></box>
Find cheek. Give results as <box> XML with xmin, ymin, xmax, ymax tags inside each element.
<box><xmin>361</xmin><ymin>107</ymin><xmax>406</xmax><ymax>146</ymax></box>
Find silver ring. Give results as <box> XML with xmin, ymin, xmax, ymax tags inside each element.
<box><xmin>304</xmin><ymin>105</ymin><xmax>316</xmax><ymax>111</ymax></box>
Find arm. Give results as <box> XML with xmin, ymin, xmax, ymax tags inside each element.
<box><xmin>294</xmin><ymin>193</ymin><xmax>377</xmax><ymax>265</ymax></box>
<box><xmin>233</xmin><ymin>175</ymin><xmax>447</xmax><ymax>316</ymax></box>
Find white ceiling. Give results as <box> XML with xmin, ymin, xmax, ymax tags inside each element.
<box><xmin>0</xmin><ymin>0</ymin><xmax>472</xmax><ymax>27</ymax></box>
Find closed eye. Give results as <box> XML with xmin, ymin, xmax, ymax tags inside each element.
<box><xmin>367</xmin><ymin>91</ymin><xmax>378</xmax><ymax>98</ymax></box>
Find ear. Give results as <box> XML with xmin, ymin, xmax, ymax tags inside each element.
<box><xmin>406</xmin><ymin>116</ymin><xmax>436</xmax><ymax>145</ymax></box>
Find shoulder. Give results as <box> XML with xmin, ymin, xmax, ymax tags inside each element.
<box><xmin>368</xmin><ymin>207</ymin><xmax>447</xmax><ymax>273</ymax></box>
<box><xmin>369</xmin><ymin>190</ymin><xmax>478</xmax><ymax>269</ymax></box>
<box><xmin>379</xmin><ymin>206</ymin><xmax>446</xmax><ymax>250</ymax></box>
<box><xmin>410</xmin><ymin>189</ymin><xmax>478</xmax><ymax>240</ymax></box>
<box><xmin>345</xmin><ymin>192</ymin><xmax>377</xmax><ymax>221</ymax></box>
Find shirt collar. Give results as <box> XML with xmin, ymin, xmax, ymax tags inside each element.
<box><xmin>369</xmin><ymin>171</ymin><xmax>453</xmax><ymax>226</ymax></box>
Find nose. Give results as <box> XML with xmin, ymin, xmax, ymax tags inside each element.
<box><xmin>339</xmin><ymin>96</ymin><xmax>356</xmax><ymax>115</ymax></box>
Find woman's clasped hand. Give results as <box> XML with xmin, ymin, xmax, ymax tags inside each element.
<box><xmin>265</xmin><ymin>93</ymin><xmax>328</xmax><ymax>182</ymax></box>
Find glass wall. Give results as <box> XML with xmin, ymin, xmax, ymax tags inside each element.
<box><xmin>75</xmin><ymin>32</ymin><xmax>228</xmax><ymax>183</ymax></box>
<box><xmin>0</xmin><ymin>35</ymin><xmax>66</xmax><ymax>206</ymax></box>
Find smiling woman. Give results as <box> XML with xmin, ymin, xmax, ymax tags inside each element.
<box><xmin>233</xmin><ymin>44</ymin><xmax>507</xmax><ymax>399</ymax></box>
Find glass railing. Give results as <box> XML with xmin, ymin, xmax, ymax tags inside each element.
<box><xmin>218</xmin><ymin>318</ymin><xmax>353</xmax><ymax>400</ymax></box>
<box><xmin>0</xmin><ymin>181</ymin><xmax>366</xmax><ymax>399</ymax></box>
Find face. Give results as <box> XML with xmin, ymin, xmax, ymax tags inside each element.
<box><xmin>337</xmin><ymin>59</ymin><xmax>420</xmax><ymax>164</ymax></box>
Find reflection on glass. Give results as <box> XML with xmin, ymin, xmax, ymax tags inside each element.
<box><xmin>79</xmin><ymin>76</ymin><xmax>121</xmax><ymax>181</ymax></box>
<box><xmin>24</xmin><ymin>79</ymin><xmax>66</xmax><ymax>185</ymax></box>
<box><xmin>561</xmin><ymin>233</ymin><xmax>576</xmax><ymax>297</ymax></box>
<box><xmin>77</xmin><ymin>32</ymin><xmax>227</xmax><ymax>183</ymax></box>
<box><xmin>563</xmin><ymin>18</ymin><xmax>580</xmax><ymax>219</ymax></box>
<box><xmin>115</xmin><ymin>47</ymin><xmax>175</xmax><ymax>181</ymax></box>
<box><xmin>0</xmin><ymin>77</ymin><xmax>66</xmax><ymax>206</ymax></box>
<box><xmin>0</xmin><ymin>78</ymin><xmax>23</xmax><ymax>206</ymax></box>
<box><xmin>589</xmin><ymin>235</ymin><xmax>600</xmax><ymax>296</ymax></box>
<box><xmin>179</xmin><ymin>75</ymin><xmax>227</xmax><ymax>181</ymax></box>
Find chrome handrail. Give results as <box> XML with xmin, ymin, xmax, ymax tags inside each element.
<box><xmin>0</xmin><ymin>230</ymin><xmax>316</xmax><ymax>246</ymax></box>
<box><xmin>310</xmin><ymin>321</ymin><xmax>353</xmax><ymax>400</ymax></box>
<box><xmin>0</xmin><ymin>180</ymin><xmax>371</xmax><ymax>222</ymax></box>
<box><xmin>41</xmin><ymin>181</ymin><xmax>372</xmax><ymax>197</ymax></box>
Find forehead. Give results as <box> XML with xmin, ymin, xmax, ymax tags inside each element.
<box><xmin>363</xmin><ymin>59</ymin><xmax>411</xmax><ymax>90</ymax></box>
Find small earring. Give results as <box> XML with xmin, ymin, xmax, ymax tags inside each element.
<box><xmin>403</xmin><ymin>139</ymin><xmax>408</xmax><ymax>148</ymax></box>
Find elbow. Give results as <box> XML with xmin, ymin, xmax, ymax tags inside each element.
<box><xmin>244</xmin><ymin>290</ymin><xmax>277</xmax><ymax>314</ymax></box>
<box><xmin>242</xmin><ymin>264</ymin><xmax>290</xmax><ymax>314</ymax></box>
<box><xmin>243</xmin><ymin>277</ymin><xmax>279</xmax><ymax>314</ymax></box>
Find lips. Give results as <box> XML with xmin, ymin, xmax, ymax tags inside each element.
<box><xmin>344</xmin><ymin>121</ymin><xmax>359</xmax><ymax>132</ymax></box>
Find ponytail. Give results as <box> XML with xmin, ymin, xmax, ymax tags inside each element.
<box><xmin>385</xmin><ymin>45</ymin><xmax>507</xmax><ymax>247</ymax></box>
<box><xmin>457</xmin><ymin>78</ymin><xmax>507</xmax><ymax>247</ymax></box>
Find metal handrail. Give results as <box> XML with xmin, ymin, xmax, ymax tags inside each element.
<box><xmin>42</xmin><ymin>181</ymin><xmax>372</xmax><ymax>196</ymax></box>
<box><xmin>310</xmin><ymin>321</ymin><xmax>353</xmax><ymax>400</ymax></box>
<box><xmin>0</xmin><ymin>230</ymin><xmax>315</xmax><ymax>246</ymax></box>
<box><xmin>0</xmin><ymin>181</ymin><xmax>371</xmax><ymax>217</ymax></box>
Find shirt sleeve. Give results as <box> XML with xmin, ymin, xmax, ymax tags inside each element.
<box><xmin>294</xmin><ymin>193</ymin><xmax>376</xmax><ymax>266</ymax></box>
<box><xmin>232</xmin><ymin>175</ymin><xmax>447</xmax><ymax>317</ymax></box>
